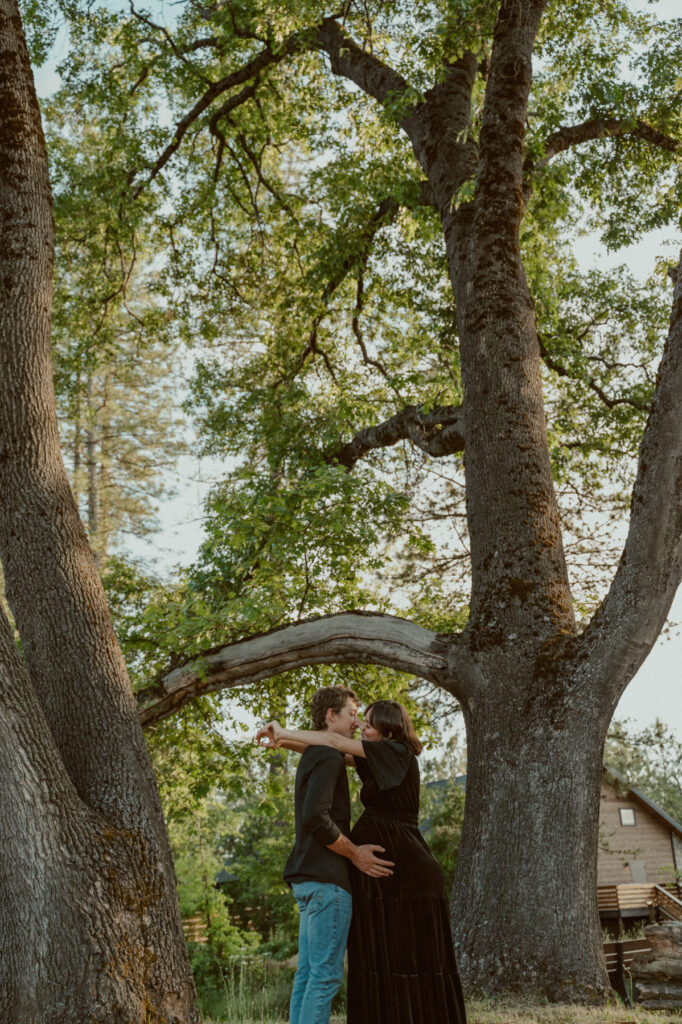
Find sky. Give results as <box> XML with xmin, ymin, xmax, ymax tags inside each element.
<box><xmin>34</xmin><ymin>0</ymin><xmax>682</xmax><ymax>739</ymax></box>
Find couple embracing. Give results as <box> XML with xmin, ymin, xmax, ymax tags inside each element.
<box><xmin>256</xmin><ymin>685</ymin><xmax>467</xmax><ymax>1024</ymax></box>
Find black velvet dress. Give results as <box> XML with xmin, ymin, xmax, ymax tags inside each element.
<box><xmin>347</xmin><ymin>740</ymin><xmax>466</xmax><ymax>1024</ymax></box>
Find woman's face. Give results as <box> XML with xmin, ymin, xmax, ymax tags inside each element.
<box><xmin>360</xmin><ymin>711</ymin><xmax>383</xmax><ymax>742</ymax></box>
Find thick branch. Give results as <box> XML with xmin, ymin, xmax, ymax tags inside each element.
<box><xmin>543</xmin><ymin>117</ymin><xmax>680</xmax><ymax>162</ymax></box>
<box><xmin>329</xmin><ymin>404</ymin><xmax>465</xmax><ymax>470</ymax></box>
<box><xmin>582</xmin><ymin>251</ymin><xmax>682</xmax><ymax>703</ymax></box>
<box><xmin>476</xmin><ymin>0</ymin><xmax>548</xmax><ymax>220</ymax></box>
<box><xmin>524</xmin><ymin>116</ymin><xmax>680</xmax><ymax>198</ymax></box>
<box><xmin>315</xmin><ymin>18</ymin><xmax>412</xmax><ymax>110</ymax></box>
<box><xmin>316</xmin><ymin>22</ymin><xmax>477</xmax><ymax>209</ymax></box>
<box><xmin>137</xmin><ymin>612</ymin><xmax>476</xmax><ymax>726</ymax></box>
<box><xmin>415</xmin><ymin>53</ymin><xmax>480</xmax><ymax>211</ymax></box>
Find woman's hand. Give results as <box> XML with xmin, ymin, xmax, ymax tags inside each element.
<box><xmin>255</xmin><ymin>721</ymin><xmax>283</xmax><ymax>748</ymax></box>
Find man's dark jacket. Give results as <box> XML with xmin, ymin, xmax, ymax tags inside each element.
<box><xmin>283</xmin><ymin>745</ymin><xmax>352</xmax><ymax>894</ymax></box>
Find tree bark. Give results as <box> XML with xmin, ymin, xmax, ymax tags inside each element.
<box><xmin>0</xmin><ymin>3</ymin><xmax>198</xmax><ymax>1019</ymax></box>
<box><xmin>137</xmin><ymin>611</ymin><xmax>458</xmax><ymax>725</ymax></box>
<box><xmin>329</xmin><ymin>403</ymin><xmax>465</xmax><ymax>470</ymax></box>
<box><xmin>86</xmin><ymin>373</ymin><xmax>100</xmax><ymax>565</ymax></box>
<box><xmin>0</xmin><ymin>605</ymin><xmax>176</xmax><ymax>1023</ymax></box>
<box><xmin>451</xmin><ymin>0</ymin><xmax>574</xmax><ymax>638</ymax></box>
<box><xmin>451</xmin><ymin>644</ymin><xmax>611</xmax><ymax>1001</ymax></box>
<box><xmin>434</xmin><ymin>2</ymin><xmax>601</xmax><ymax>997</ymax></box>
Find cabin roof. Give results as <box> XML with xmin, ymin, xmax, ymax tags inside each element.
<box><xmin>601</xmin><ymin>764</ymin><xmax>682</xmax><ymax>839</ymax></box>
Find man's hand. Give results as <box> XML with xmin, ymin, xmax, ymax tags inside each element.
<box><xmin>350</xmin><ymin>844</ymin><xmax>394</xmax><ymax>878</ymax></box>
<box><xmin>326</xmin><ymin>834</ymin><xmax>394</xmax><ymax>876</ymax></box>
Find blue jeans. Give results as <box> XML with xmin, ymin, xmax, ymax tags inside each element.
<box><xmin>289</xmin><ymin>881</ymin><xmax>352</xmax><ymax>1024</ymax></box>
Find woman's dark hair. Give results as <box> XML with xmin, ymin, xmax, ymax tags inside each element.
<box><xmin>310</xmin><ymin>685</ymin><xmax>358</xmax><ymax>731</ymax></box>
<box><xmin>364</xmin><ymin>700</ymin><xmax>422</xmax><ymax>755</ymax></box>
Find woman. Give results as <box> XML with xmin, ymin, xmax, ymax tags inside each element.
<box><xmin>261</xmin><ymin>700</ymin><xmax>467</xmax><ymax>1024</ymax></box>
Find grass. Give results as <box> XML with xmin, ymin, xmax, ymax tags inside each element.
<box><xmin>198</xmin><ymin>961</ymin><xmax>682</xmax><ymax>1024</ymax></box>
<box><xmin>461</xmin><ymin>998</ymin><xmax>682</xmax><ymax>1023</ymax></box>
<box><xmin>203</xmin><ymin>998</ymin><xmax>682</xmax><ymax>1024</ymax></box>
<box><xmin>196</xmin><ymin>959</ymin><xmax>295</xmax><ymax>1022</ymax></box>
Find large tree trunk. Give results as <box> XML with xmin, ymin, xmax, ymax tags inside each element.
<box><xmin>439</xmin><ymin>2</ymin><xmax>605</xmax><ymax>998</ymax></box>
<box><xmin>449</xmin><ymin>0</ymin><xmax>573</xmax><ymax>637</ymax></box>
<box><xmin>0</xmin><ymin>2</ymin><xmax>198</xmax><ymax>1019</ymax></box>
<box><xmin>451</xmin><ymin>649</ymin><xmax>610</xmax><ymax>1001</ymax></box>
<box><xmin>0</xmin><ymin>605</ymin><xmax>175</xmax><ymax>1022</ymax></box>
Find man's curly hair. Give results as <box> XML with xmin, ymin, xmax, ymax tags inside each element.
<box><xmin>310</xmin><ymin>685</ymin><xmax>358</xmax><ymax>730</ymax></box>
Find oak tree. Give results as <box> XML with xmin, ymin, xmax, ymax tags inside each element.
<box><xmin>2</xmin><ymin>0</ymin><xmax>681</xmax><ymax>1013</ymax></box>
<box><xmin>0</xmin><ymin>2</ymin><xmax>199</xmax><ymax>1019</ymax></box>
<box><xmin>111</xmin><ymin>0</ymin><xmax>680</xmax><ymax>1000</ymax></box>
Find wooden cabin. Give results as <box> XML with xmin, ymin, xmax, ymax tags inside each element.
<box><xmin>598</xmin><ymin>766</ymin><xmax>682</xmax><ymax>932</ymax></box>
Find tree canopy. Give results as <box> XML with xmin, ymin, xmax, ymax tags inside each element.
<box><xmin>34</xmin><ymin>0</ymin><xmax>681</xmax><ymax>696</ymax></box>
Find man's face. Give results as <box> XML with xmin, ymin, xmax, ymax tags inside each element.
<box><xmin>326</xmin><ymin>698</ymin><xmax>360</xmax><ymax>738</ymax></box>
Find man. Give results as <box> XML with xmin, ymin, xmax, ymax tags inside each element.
<box><xmin>256</xmin><ymin>685</ymin><xmax>393</xmax><ymax>1024</ymax></box>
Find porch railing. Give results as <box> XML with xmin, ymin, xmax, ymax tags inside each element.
<box><xmin>598</xmin><ymin>882</ymin><xmax>682</xmax><ymax>921</ymax></box>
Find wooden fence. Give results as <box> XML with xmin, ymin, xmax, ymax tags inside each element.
<box><xmin>603</xmin><ymin>938</ymin><xmax>651</xmax><ymax>1005</ymax></box>
<box><xmin>182</xmin><ymin>914</ymin><xmax>208</xmax><ymax>944</ymax></box>
<box><xmin>182</xmin><ymin>909</ymin><xmax>671</xmax><ymax>1007</ymax></box>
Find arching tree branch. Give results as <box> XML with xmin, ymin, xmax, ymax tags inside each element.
<box><xmin>136</xmin><ymin>612</ymin><xmax>477</xmax><ymax>726</ymax></box>
<box><xmin>329</xmin><ymin>404</ymin><xmax>465</xmax><ymax>470</ymax></box>
<box><xmin>582</xmin><ymin>251</ymin><xmax>682</xmax><ymax>702</ymax></box>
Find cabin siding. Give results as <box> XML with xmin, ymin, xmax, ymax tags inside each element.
<box><xmin>598</xmin><ymin>780</ymin><xmax>678</xmax><ymax>886</ymax></box>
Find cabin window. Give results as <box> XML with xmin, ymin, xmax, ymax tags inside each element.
<box><xmin>619</xmin><ymin>807</ymin><xmax>636</xmax><ymax>826</ymax></box>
